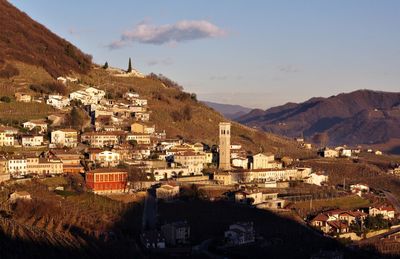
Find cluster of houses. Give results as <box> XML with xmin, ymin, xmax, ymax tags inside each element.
<box><xmin>4</xmin><ymin>82</ymin><xmax>329</xmax><ymax>199</ymax></box>
<box><xmin>310</xmin><ymin>206</ymin><xmax>396</xmax><ymax>235</ymax></box>
<box><xmin>319</xmin><ymin>146</ymin><xmax>383</xmax><ymax>158</ymax></box>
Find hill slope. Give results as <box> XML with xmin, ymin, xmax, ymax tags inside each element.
<box><xmin>0</xmin><ymin>0</ymin><xmax>311</xmax><ymax>159</ymax></box>
<box><xmin>0</xmin><ymin>0</ymin><xmax>92</xmax><ymax>77</ymax></box>
<box><xmin>237</xmin><ymin>90</ymin><xmax>400</xmax><ymax>151</ymax></box>
<box><xmin>202</xmin><ymin>101</ymin><xmax>252</xmax><ymax>119</ymax></box>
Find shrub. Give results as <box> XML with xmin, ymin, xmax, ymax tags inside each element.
<box><xmin>0</xmin><ymin>64</ymin><xmax>19</xmax><ymax>78</ymax></box>
<box><xmin>147</xmin><ymin>73</ymin><xmax>183</xmax><ymax>90</ymax></box>
<box><xmin>0</xmin><ymin>96</ymin><xmax>11</xmax><ymax>103</ymax></box>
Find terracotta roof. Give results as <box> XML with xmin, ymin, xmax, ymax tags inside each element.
<box><xmin>327</xmin><ymin>220</ymin><xmax>348</xmax><ymax>229</ymax></box>
<box><xmin>311</xmin><ymin>213</ymin><xmax>329</xmax><ymax>222</ymax></box>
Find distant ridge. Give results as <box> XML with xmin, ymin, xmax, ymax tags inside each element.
<box><xmin>202</xmin><ymin>100</ymin><xmax>252</xmax><ymax>119</ymax></box>
<box><xmin>237</xmin><ymin>89</ymin><xmax>400</xmax><ymax>152</ymax></box>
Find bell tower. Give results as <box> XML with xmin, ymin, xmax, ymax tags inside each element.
<box><xmin>219</xmin><ymin>122</ymin><xmax>231</xmax><ymax>170</ymax></box>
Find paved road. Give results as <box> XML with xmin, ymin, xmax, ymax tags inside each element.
<box><xmin>142</xmin><ymin>187</ymin><xmax>157</xmax><ymax>231</ymax></box>
<box><xmin>383</xmin><ymin>191</ymin><xmax>400</xmax><ymax>214</ymax></box>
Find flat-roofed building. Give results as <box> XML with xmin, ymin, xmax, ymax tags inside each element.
<box><xmin>86</xmin><ymin>168</ymin><xmax>128</xmax><ymax>194</ymax></box>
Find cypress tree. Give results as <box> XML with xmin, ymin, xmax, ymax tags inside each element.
<box><xmin>103</xmin><ymin>61</ymin><xmax>108</xmax><ymax>69</ymax></box>
<box><xmin>127</xmin><ymin>58</ymin><xmax>132</xmax><ymax>73</ymax></box>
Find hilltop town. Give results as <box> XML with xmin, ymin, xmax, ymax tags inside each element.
<box><xmin>0</xmin><ymin>77</ymin><xmax>400</xmax><ymax>258</ymax></box>
<box><xmin>1</xmin><ymin>1</ymin><xmax>400</xmax><ymax>258</ymax></box>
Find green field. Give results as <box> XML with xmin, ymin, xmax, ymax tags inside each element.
<box><xmin>292</xmin><ymin>195</ymin><xmax>370</xmax><ymax>213</ymax></box>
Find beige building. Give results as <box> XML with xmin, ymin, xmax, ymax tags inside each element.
<box><xmin>214</xmin><ymin>172</ymin><xmax>232</xmax><ymax>185</ymax></box>
<box><xmin>126</xmin><ymin>133</ymin><xmax>151</xmax><ymax>145</ymax></box>
<box><xmin>174</xmin><ymin>151</ymin><xmax>206</xmax><ymax>174</ymax></box>
<box><xmin>131</xmin><ymin>122</ymin><xmax>155</xmax><ymax>134</ymax></box>
<box><xmin>251</xmin><ymin>153</ymin><xmax>276</xmax><ymax>170</ymax></box>
<box><xmin>26</xmin><ymin>156</ymin><xmax>63</xmax><ymax>176</ymax></box>
<box><xmin>15</xmin><ymin>93</ymin><xmax>32</xmax><ymax>102</ymax></box>
<box><xmin>219</xmin><ymin>122</ymin><xmax>231</xmax><ymax>171</ymax></box>
<box><xmin>0</xmin><ymin>131</ymin><xmax>14</xmax><ymax>146</ymax></box>
<box><xmin>46</xmin><ymin>149</ymin><xmax>83</xmax><ymax>174</ymax></box>
<box><xmin>81</xmin><ymin>131</ymin><xmax>124</xmax><ymax>147</ymax></box>
<box><xmin>0</xmin><ymin>158</ymin><xmax>10</xmax><ymax>183</ymax></box>
<box><xmin>21</xmin><ymin>135</ymin><xmax>44</xmax><ymax>147</ymax></box>
<box><xmin>51</xmin><ymin>129</ymin><xmax>78</xmax><ymax>148</ymax></box>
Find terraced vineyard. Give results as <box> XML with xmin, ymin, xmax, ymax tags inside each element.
<box><xmin>0</xmin><ymin>179</ymin><xmax>143</xmax><ymax>258</ymax></box>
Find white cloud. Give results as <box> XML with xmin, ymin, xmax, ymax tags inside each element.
<box><xmin>109</xmin><ymin>20</ymin><xmax>225</xmax><ymax>49</ymax></box>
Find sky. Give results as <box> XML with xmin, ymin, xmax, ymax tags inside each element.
<box><xmin>10</xmin><ymin>0</ymin><xmax>400</xmax><ymax>109</ymax></box>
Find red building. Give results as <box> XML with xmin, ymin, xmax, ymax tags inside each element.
<box><xmin>86</xmin><ymin>168</ymin><xmax>128</xmax><ymax>194</ymax></box>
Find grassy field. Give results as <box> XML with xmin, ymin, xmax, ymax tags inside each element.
<box><xmin>0</xmin><ymin>101</ymin><xmax>56</xmax><ymax>122</ymax></box>
<box><xmin>291</xmin><ymin>195</ymin><xmax>370</xmax><ymax>212</ymax></box>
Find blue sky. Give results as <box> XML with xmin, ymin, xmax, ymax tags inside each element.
<box><xmin>10</xmin><ymin>0</ymin><xmax>400</xmax><ymax>108</ymax></box>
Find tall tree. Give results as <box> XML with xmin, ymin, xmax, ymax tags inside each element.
<box><xmin>103</xmin><ymin>61</ymin><xmax>108</xmax><ymax>69</ymax></box>
<box><xmin>127</xmin><ymin>58</ymin><xmax>132</xmax><ymax>73</ymax></box>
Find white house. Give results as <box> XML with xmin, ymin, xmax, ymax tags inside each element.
<box><xmin>8</xmin><ymin>156</ymin><xmax>27</xmax><ymax>177</ymax></box>
<box><xmin>250</xmin><ymin>153</ymin><xmax>276</xmax><ymax>170</ymax></box>
<box><xmin>51</xmin><ymin>129</ymin><xmax>78</xmax><ymax>148</ymax></box>
<box><xmin>369</xmin><ymin>206</ymin><xmax>395</xmax><ymax>220</ymax></box>
<box><xmin>46</xmin><ymin>94</ymin><xmax>70</xmax><ymax>109</ymax></box>
<box><xmin>304</xmin><ymin>172</ymin><xmax>329</xmax><ymax>186</ymax></box>
<box><xmin>94</xmin><ymin>150</ymin><xmax>120</xmax><ymax>167</ymax></box>
<box><xmin>21</xmin><ymin>135</ymin><xmax>44</xmax><ymax>147</ymax></box>
<box><xmin>132</xmin><ymin>98</ymin><xmax>148</xmax><ymax>106</ymax></box>
<box><xmin>22</xmin><ymin>120</ymin><xmax>48</xmax><ymax>133</ymax></box>
<box><xmin>9</xmin><ymin>191</ymin><xmax>32</xmax><ymax>203</ymax></box>
<box><xmin>224</xmin><ymin>222</ymin><xmax>255</xmax><ymax>246</ymax></box>
<box><xmin>123</xmin><ymin>92</ymin><xmax>140</xmax><ymax>100</ymax></box>
<box><xmin>69</xmin><ymin>87</ymin><xmax>105</xmax><ymax>105</ymax></box>
<box><xmin>321</xmin><ymin>148</ymin><xmax>339</xmax><ymax>158</ymax></box>
<box><xmin>232</xmin><ymin>157</ymin><xmax>248</xmax><ymax>169</ymax></box>
<box><xmin>156</xmin><ymin>184</ymin><xmax>180</xmax><ymax>200</ymax></box>
<box><xmin>350</xmin><ymin>184</ymin><xmax>370</xmax><ymax>196</ymax></box>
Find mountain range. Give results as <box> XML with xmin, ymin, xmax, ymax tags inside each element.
<box><xmin>237</xmin><ymin>90</ymin><xmax>400</xmax><ymax>153</ymax></box>
<box><xmin>202</xmin><ymin>101</ymin><xmax>252</xmax><ymax>119</ymax></box>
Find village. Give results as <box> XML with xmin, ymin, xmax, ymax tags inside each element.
<box><xmin>1</xmin><ymin>81</ymin><xmax>400</xmax><ymax>257</ymax></box>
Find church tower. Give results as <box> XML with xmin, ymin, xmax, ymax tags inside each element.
<box><xmin>219</xmin><ymin>122</ymin><xmax>231</xmax><ymax>170</ymax></box>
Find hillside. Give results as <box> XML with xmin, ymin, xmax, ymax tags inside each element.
<box><xmin>81</xmin><ymin>67</ymin><xmax>313</xmax><ymax>158</ymax></box>
<box><xmin>0</xmin><ymin>0</ymin><xmax>92</xmax><ymax>78</ymax></box>
<box><xmin>202</xmin><ymin>100</ymin><xmax>252</xmax><ymax>119</ymax></box>
<box><xmin>238</xmin><ymin>90</ymin><xmax>400</xmax><ymax>152</ymax></box>
<box><xmin>0</xmin><ymin>0</ymin><xmax>311</xmax><ymax>159</ymax></box>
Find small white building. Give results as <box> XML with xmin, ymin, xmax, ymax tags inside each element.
<box><xmin>321</xmin><ymin>148</ymin><xmax>339</xmax><ymax>158</ymax></box>
<box><xmin>156</xmin><ymin>184</ymin><xmax>180</xmax><ymax>200</ymax></box>
<box><xmin>123</xmin><ymin>92</ymin><xmax>140</xmax><ymax>100</ymax></box>
<box><xmin>224</xmin><ymin>222</ymin><xmax>255</xmax><ymax>246</ymax></box>
<box><xmin>93</xmin><ymin>150</ymin><xmax>120</xmax><ymax>167</ymax></box>
<box><xmin>369</xmin><ymin>206</ymin><xmax>395</xmax><ymax>220</ymax></box>
<box><xmin>350</xmin><ymin>183</ymin><xmax>370</xmax><ymax>196</ymax></box>
<box><xmin>8</xmin><ymin>156</ymin><xmax>27</xmax><ymax>177</ymax></box>
<box><xmin>9</xmin><ymin>191</ymin><xmax>32</xmax><ymax>203</ymax></box>
<box><xmin>232</xmin><ymin>157</ymin><xmax>248</xmax><ymax>169</ymax></box>
<box><xmin>21</xmin><ymin>135</ymin><xmax>44</xmax><ymax>147</ymax></box>
<box><xmin>22</xmin><ymin>120</ymin><xmax>48</xmax><ymax>133</ymax></box>
<box><xmin>46</xmin><ymin>94</ymin><xmax>70</xmax><ymax>109</ymax></box>
<box><xmin>304</xmin><ymin>172</ymin><xmax>329</xmax><ymax>186</ymax></box>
